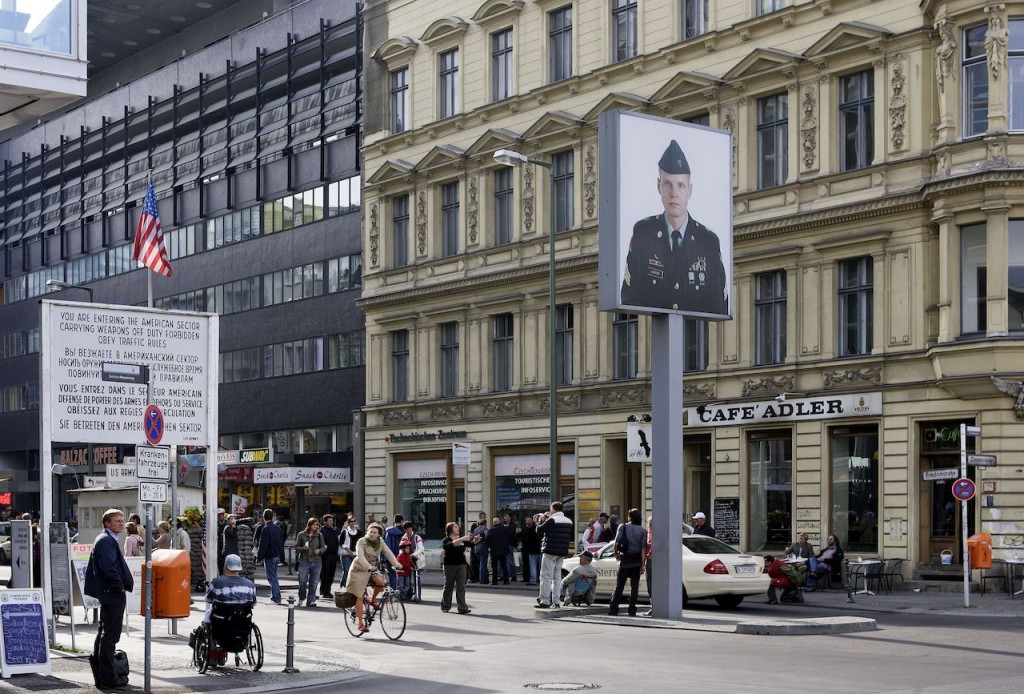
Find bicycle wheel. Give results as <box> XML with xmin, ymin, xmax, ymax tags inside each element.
<box><xmin>378</xmin><ymin>593</ymin><xmax>406</xmax><ymax>641</ymax></box>
<box><xmin>343</xmin><ymin>605</ymin><xmax>364</xmax><ymax>637</ymax></box>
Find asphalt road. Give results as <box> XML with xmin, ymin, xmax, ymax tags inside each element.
<box><xmin>297</xmin><ymin>588</ymin><xmax>1024</xmax><ymax>694</ymax></box>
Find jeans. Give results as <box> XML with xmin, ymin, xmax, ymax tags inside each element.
<box><xmin>97</xmin><ymin>592</ymin><xmax>126</xmax><ymax>685</ymax></box>
<box><xmin>806</xmin><ymin>557</ymin><xmax>819</xmax><ymax>587</ymax></box>
<box><xmin>264</xmin><ymin>556</ymin><xmax>281</xmax><ymax>603</ymax></box>
<box><xmin>441</xmin><ymin>563</ymin><xmax>468</xmax><ymax>611</ymax></box>
<box><xmin>505</xmin><ymin>551</ymin><xmax>517</xmax><ymax>580</ymax></box>
<box><xmin>525</xmin><ymin>553</ymin><xmax>541</xmax><ymax>583</ymax></box>
<box><xmin>340</xmin><ymin>553</ymin><xmax>354</xmax><ymax>587</ymax></box>
<box><xmin>475</xmin><ymin>548</ymin><xmax>489</xmax><ymax>583</ymax></box>
<box><xmin>609</xmin><ymin>565</ymin><xmax>642</xmax><ymax>614</ymax></box>
<box><xmin>538</xmin><ymin>553</ymin><xmax>564</xmax><ymax>605</ymax></box>
<box><xmin>298</xmin><ymin>559</ymin><xmax>320</xmax><ymax>605</ymax></box>
<box><xmin>397</xmin><ymin>574</ymin><xmax>411</xmax><ymax>600</ymax></box>
<box><xmin>490</xmin><ymin>554</ymin><xmax>508</xmax><ymax>582</ymax></box>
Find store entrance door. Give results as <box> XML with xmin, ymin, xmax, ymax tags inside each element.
<box><xmin>623</xmin><ymin>461</ymin><xmax>642</xmax><ymax>515</ymax></box>
<box><xmin>921</xmin><ymin>457</ymin><xmax>975</xmax><ymax>564</ymax></box>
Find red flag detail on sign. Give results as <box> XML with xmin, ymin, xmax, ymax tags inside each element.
<box><xmin>132</xmin><ymin>178</ymin><xmax>172</xmax><ymax>277</ymax></box>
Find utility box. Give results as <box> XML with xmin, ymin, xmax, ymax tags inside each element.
<box><xmin>142</xmin><ymin>549</ymin><xmax>191</xmax><ymax>618</ymax></box>
<box><xmin>967</xmin><ymin>533</ymin><xmax>993</xmax><ymax>570</ymax></box>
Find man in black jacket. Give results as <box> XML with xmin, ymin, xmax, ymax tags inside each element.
<box><xmin>536</xmin><ymin>501</ymin><xmax>573</xmax><ymax>608</ymax></box>
<box><xmin>84</xmin><ymin>508</ymin><xmax>134</xmax><ymax>689</ymax></box>
<box><xmin>319</xmin><ymin>514</ymin><xmax>340</xmax><ymax>598</ymax></box>
<box><xmin>486</xmin><ymin>517</ymin><xmax>510</xmax><ymax>585</ymax></box>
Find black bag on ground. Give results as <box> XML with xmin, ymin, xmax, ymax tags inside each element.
<box><xmin>89</xmin><ymin>625</ymin><xmax>130</xmax><ymax>688</ymax></box>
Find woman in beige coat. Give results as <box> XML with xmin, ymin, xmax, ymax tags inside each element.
<box><xmin>344</xmin><ymin>522</ymin><xmax>400</xmax><ymax>632</ymax></box>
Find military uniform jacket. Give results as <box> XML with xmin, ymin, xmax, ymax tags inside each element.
<box><xmin>620</xmin><ymin>213</ymin><xmax>728</xmax><ymax>314</ymax></box>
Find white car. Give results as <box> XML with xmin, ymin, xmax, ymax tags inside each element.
<box><xmin>562</xmin><ymin>534</ymin><xmax>769</xmax><ymax>608</ymax></box>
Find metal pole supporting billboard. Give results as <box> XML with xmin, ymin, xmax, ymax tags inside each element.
<box><xmin>651</xmin><ymin>315</ymin><xmax>685</xmax><ymax>619</ymax></box>
<box><xmin>205</xmin><ymin>319</ymin><xmax>220</xmax><ymax>585</ymax></box>
<box><xmin>39</xmin><ymin>305</ymin><xmax>54</xmax><ymax>645</ymax></box>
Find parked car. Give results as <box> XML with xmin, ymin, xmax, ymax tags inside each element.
<box><xmin>562</xmin><ymin>534</ymin><xmax>769</xmax><ymax>608</ymax></box>
<box><xmin>0</xmin><ymin>538</ymin><xmax>9</xmax><ymax>565</ymax></box>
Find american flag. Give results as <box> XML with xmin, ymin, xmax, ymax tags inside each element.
<box><xmin>132</xmin><ymin>178</ymin><xmax>173</xmax><ymax>277</ymax></box>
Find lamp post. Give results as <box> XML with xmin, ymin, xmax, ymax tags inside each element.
<box><xmin>494</xmin><ymin>148</ymin><xmax>558</xmax><ymax>503</ymax></box>
<box><xmin>45</xmin><ymin>279</ymin><xmax>94</xmax><ymax>301</ymax></box>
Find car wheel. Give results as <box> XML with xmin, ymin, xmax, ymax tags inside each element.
<box><xmin>714</xmin><ymin>595</ymin><xmax>744</xmax><ymax>609</ymax></box>
<box><xmin>0</xmin><ymin>549</ymin><xmax>8</xmax><ymax>565</ymax></box>
<box><xmin>682</xmin><ymin>587</ymin><xmax>689</xmax><ymax>607</ymax></box>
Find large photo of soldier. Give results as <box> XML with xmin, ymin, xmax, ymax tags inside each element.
<box><xmin>598</xmin><ymin>111</ymin><xmax>732</xmax><ymax>320</ymax></box>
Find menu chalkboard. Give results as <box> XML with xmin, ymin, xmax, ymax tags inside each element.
<box><xmin>0</xmin><ymin>591</ymin><xmax>51</xmax><ymax>677</ymax></box>
<box><xmin>713</xmin><ymin>497</ymin><xmax>741</xmax><ymax>547</ymax></box>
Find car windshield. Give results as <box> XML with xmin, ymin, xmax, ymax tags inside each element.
<box><xmin>684</xmin><ymin>536</ymin><xmax>741</xmax><ymax>554</ymax></box>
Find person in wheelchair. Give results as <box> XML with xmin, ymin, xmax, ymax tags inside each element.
<box><xmin>561</xmin><ymin>550</ymin><xmax>598</xmax><ymax>606</ymax></box>
<box><xmin>203</xmin><ymin>554</ymin><xmax>256</xmax><ymax>624</ymax></box>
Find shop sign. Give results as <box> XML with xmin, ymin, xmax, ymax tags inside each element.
<box><xmin>686</xmin><ymin>392</ymin><xmax>881</xmax><ymax>428</ymax></box>
<box><xmin>452</xmin><ymin>442</ymin><xmax>471</xmax><ymax>466</ymax></box>
<box><xmin>57</xmin><ymin>446</ymin><xmax>119</xmax><ymax>467</ymax></box>
<box><xmin>217</xmin><ymin>451</ymin><xmax>239</xmax><ymax>465</ymax></box>
<box><xmin>253</xmin><ymin>467</ymin><xmax>351</xmax><ymax>484</ymax></box>
<box><xmin>238</xmin><ymin>448</ymin><xmax>272</xmax><ymax>464</ymax></box>
<box><xmin>385</xmin><ymin>428</ymin><xmax>468</xmax><ymax>443</ymax></box>
<box><xmin>415</xmin><ymin>471</ymin><xmax>447</xmax><ymax>503</ymax></box>
<box><xmin>626</xmin><ymin>423</ymin><xmax>652</xmax><ymax>463</ymax></box>
<box><xmin>218</xmin><ymin>466</ymin><xmax>254</xmax><ymax>482</ymax></box>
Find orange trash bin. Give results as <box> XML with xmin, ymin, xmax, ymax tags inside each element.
<box><xmin>967</xmin><ymin>532</ymin><xmax>993</xmax><ymax>570</ymax></box>
<box><xmin>141</xmin><ymin>549</ymin><xmax>192</xmax><ymax>618</ymax></box>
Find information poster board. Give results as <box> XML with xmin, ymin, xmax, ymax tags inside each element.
<box><xmin>0</xmin><ymin>589</ymin><xmax>51</xmax><ymax>678</ymax></box>
<box><xmin>70</xmin><ymin>544</ymin><xmax>100</xmax><ymax>611</ymax></box>
<box><xmin>713</xmin><ymin>497</ymin><xmax>741</xmax><ymax>547</ymax></box>
<box><xmin>48</xmin><ymin>524</ymin><xmax>71</xmax><ymax>617</ymax></box>
<box><xmin>9</xmin><ymin>521</ymin><xmax>31</xmax><ymax>590</ymax></box>
<box><xmin>125</xmin><ymin>557</ymin><xmax>144</xmax><ymax>616</ymax></box>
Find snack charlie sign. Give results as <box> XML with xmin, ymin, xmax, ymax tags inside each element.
<box><xmin>41</xmin><ymin>301</ymin><xmax>216</xmax><ymax>445</ymax></box>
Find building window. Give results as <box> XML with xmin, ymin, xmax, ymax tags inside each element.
<box><xmin>757</xmin><ymin>93</ymin><xmax>788</xmax><ymax>189</ymax></box>
<box><xmin>684</xmin><ymin>319</ymin><xmax>708</xmax><ymax>372</ymax></box>
<box><xmin>612</xmin><ymin>0</ymin><xmax>637</xmax><ymax>62</ymax></box>
<box><xmin>439</xmin><ymin>49</ymin><xmax>459</xmax><ymax>119</ymax></box>
<box><xmin>612</xmin><ymin>313</ymin><xmax>638</xmax><ymax>380</ymax></box>
<box><xmin>1010</xmin><ymin>220</ymin><xmax>1024</xmax><ymax>332</ymax></box>
<box><xmin>391</xmin><ymin>330</ymin><xmax>409</xmax><ymax>402</ymax></box>
<box><xmin>492</xmin><ymin>29</ymin><xmax>513</xmax><ymax>102</ymax></box>
<box><xmin>749</xmin><ymin>432</ymin><xmax>792</xmax><ymax>552</ymax></box>
<box><xmin>757</xmin><ymin>0</ymin><xmax>785</xmax><ymax>16</ymax></box>
<box><xmin>552</xmin><ymin>150</ymin><xmax>574</xmax><ymax>232</ymax></box>
<box><xmin>839</xmin><ymin>70</ymin><xmax>875</xmax><ymax>171</ymax></box>
<box><xmin>556</xmin><ymin>304</ymin><xmax>573</xmax><ymax>386</ymax></box>
<box><xmin>963</xmin><ymin>25</ymin><xmax>988</xmax><ymax>138</ymax></box>
<box><xmin>441</xmin><ymin>181</ymin><xmax>459</xmax><ymax>257</ymax></box>
<box><xmin>440</xmin><ymin>322</ymin><xmax>459</xmax><ymax>398</ymax></box>
<box><xmin>492</xmin><ymin>313</ymin><xmax>514</xmax><ymax>392</ymax></box>
<box><xmin>831</xmin><ymin>426</ymin><xmax>879</xmax><ymax>554</ymax></box>
<box><xmin>1011</xmin><ymin>20</ymin><xmax>1024</xmax><ymax>131</ymax></box>
<box><xmin>754</xmin><ymin>270</ymin><xmax>787</xmax><ymax>365</ymax></box>
<box><xmin>682</xmin><ymin>0</ymin><xmax>709</xmax><ymax>40</ymax></box>
<box><xmin>390</xmin><ymin>67</ymin><xmax>409</xmax><ymax>133</ymax></box>
<box><xmin>396</xmin><ymin>459</ymin><xmax>450</xmax><ymax>541</ymax></box>
<box><xmin>494</xmin><ymin>167</ymin><xmax>513</xmax><ymax>245</ymax></box>
<box><xmin>838</xmin><ymin>257</ymin><xmax>873</xmax><ymax>356</ymax></box>
<box><xmin>549</xmin><ymin>6</ymin><xmax>572</xmax><ymax>82</ymax></box>
<box><xmin>684</xmin><ymin>112</ymin><xmax>710</xmax><ymax>126</ymax></box>
<box><xmin>392</xmin><ymin>194</ymin><xmax>409</xmax><ymax>267</ymax></box>
<box><xmin>961</xmin><ymin>223</ymin><xmax>986</xmax><ymax>334</ymax></box>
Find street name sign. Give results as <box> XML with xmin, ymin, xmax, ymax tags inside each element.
<box><xmin>922</xmin><ymin>468</ymin><xmax>959</xmax><ymax>481</ymax></box>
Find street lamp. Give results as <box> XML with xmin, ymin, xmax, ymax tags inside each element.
<box><xmin>494</xmin><ymin>148</ymin><xmax>558</xmax><ymax>503</ymax></box>
<box><xmin>45</xmin><ymin>279</ymin><xmax>94</xmax><ymax>301</ymax></box>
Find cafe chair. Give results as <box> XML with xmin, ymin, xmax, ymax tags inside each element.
<box><xmin>881</xmin><ymin>558</ymin><xmax>905</xmax><ymax>593</ymax></box>
<box><xmin>979</xmin><ymin>559</ymin><xmax>1008</xmax><ymax>596</ymax></box>
<box><xmin>850</xmin><ymin>560</ymin><xmax>887</xmax><ymax>595</ymax></box>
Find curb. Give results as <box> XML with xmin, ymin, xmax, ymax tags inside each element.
<box><xmin>553</xmin><ymin>612</ymin><xmax>877</xmax><ymax>635</ymax></box>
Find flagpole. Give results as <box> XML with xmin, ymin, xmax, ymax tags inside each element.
<box><xmin>148</xmin><ymin>271</ymin><xmax>153</xmax><ymax>308</ymax></box>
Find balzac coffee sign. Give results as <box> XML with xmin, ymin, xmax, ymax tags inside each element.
<box><xmin>686</xmin><ymin>393</ymin><xmax>881</xmax><ymax>427</ymax></box>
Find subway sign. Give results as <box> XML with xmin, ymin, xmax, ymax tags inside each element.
<box><xmin>238</xmin><ymin>448</ymin><xmax>272</xmax><ymax>464</ymax></box>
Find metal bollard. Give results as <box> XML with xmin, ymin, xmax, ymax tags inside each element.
<box><xmin>282</xmin><ymin>596</ymin><xmax>300</xmax><ymax>673</ymax></box>
<box><xmin>845</xmin><ymin>557</ymin><xmax>855</xmax><ymax>604</ymax></box>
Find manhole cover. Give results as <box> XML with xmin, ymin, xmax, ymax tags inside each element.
<box><xmin>524</xmin><ymin>684</ymin><xmax>601</xmax><ymax>691</ymax></box>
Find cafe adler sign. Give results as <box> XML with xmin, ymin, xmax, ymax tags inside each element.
<box><xmin>686</xmin><ymin>393</ymin><xmax>881</xmax><ymax>427</ymax></box>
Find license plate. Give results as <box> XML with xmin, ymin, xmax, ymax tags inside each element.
<box><xmin>735</xmin><ymin>565</ymin><xmax>756</xmax><ymax>574</ymax></box>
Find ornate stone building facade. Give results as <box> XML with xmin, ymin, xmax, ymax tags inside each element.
<box><xmin>361</xmin><ymin>0</ymin><xmax>1024</xmax><ymax>576</ymax></box>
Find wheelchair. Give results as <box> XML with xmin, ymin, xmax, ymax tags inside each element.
<box><xmin>564</xmin><ymin>575</ymin><xmax>597</xmax><ymax>607</ymax></box>
<box><xmin>190</xmin><ymin>603</ymin><xmax>263</xmax><ymax>673</ymax></box>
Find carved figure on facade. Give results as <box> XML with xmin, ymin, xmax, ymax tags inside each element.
<box><xmin>992</xmin><ymin>375</ymin><xmax>1024</xmax><ymax>420</ymax></box>
<box><xmin>540</xmin><ymin>394</ymin><xmax>581</xmax><ymax>411</ymax></box>
<box><xmin>823</xmin><ymin>367</ymin><xmax>882</xmax><ymax>388</ymax></box>
<box><xmin>600</xmin><ymin>388</ymin><xmax>646</xmax><ymax>406</ymax></box>
<box><xmin>890</xmin><ymin>63</ymin><xmax>907</xmax><ymax>151</ymax></box>
<box><xmin>483</xmin><ymin>400</ymin><xmax>520</xmax><ymax>416</ymax></box>
<box><xmin>584</xmin><ymin>145</ymin><xmax>596</xmax><ymax>219</ymax></box>
<box><xmin>368</xmin><ymin>203</ymin><xmax>379</xmax><ymax>266</ymax></box>
<box><xmin>986</xmin><ymin>5</ymin><xmax>1008</xmax><ymax>81</ymax></box>
<box><xmin>684</xmin><ymin>382</ymin><xmax>715</xmax><ymax>398</ymax></box>
<box><xmin>722</xmin><ymin>108</ymin><xmax>737</xmax><ymax>187</ymax></box>
<box><xmin>934</xmin><ymin>18</ymin><xmax>957</xmax><ymax>95</ymax></box>
<box><xmin>523</xmin><ymin>167</ymin><xmax>535</xmax><ymax>233</ymax></box>
<box><xmin>801</xmin><ymin>86</ymin><xmax>817</xmax><ymax>169</ymax></box>
<box><xmin>467</xmin><ymin>174</ymin><xmax>479</xmax><ymax>244</ymax></box>
<box><xmin>416</xmin><ymin>190</ymin><xmax>427</xmax><ymax>255</ymax></box>
<box><xmin>741</xmin><ymin>375</ymin><xmax>794</xmax><ymax>397</ymax></box>
<box><xmin>431</xmin><ymin>405</ymin><xmax>465</xmax><ymax>421</ymax></box>
<box><xmin>383</xmin><ymin>409</ymin><xmax>415</xmax><ymax>425</ymax></box>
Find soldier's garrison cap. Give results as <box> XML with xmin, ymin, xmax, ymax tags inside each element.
<box><xmin>658</xmin><ymin>139</ymin><xmax>690</xmax><ymax>175</ymax></box>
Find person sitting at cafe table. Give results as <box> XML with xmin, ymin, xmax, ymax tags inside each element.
<box><xmin>809</xmin><ymin>533</ymin><xmax>844</xmax><ymax>588</ymax></box>
<box><xmin>783</xmin><ymin>533</ymin><xmax>816</xmax><ymax>588</ymax></box>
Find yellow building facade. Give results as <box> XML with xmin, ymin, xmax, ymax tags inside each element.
<box><xmin>360</xmin><ymin>0</ymin><xmax>1024</xmax><ymax>576</ymax></box>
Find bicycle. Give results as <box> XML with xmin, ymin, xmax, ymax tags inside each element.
<box><xmin>342</xmin><ymin>585</ymin><xmax>406</xmax><ymax>640</ymax></box>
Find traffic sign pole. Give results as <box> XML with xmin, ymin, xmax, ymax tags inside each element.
<box><xmin>959</xmin><ymin>424</ymin><xmax>981</xmax><ymax>609</ymax></box>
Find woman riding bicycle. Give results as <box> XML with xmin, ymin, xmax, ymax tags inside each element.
<box><xmin>343</xmin><ymin>522</ymin><xmax>401</xmax><ymax>633</ymax></box>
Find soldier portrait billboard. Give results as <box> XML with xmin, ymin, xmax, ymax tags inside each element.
<box><xmin>598</xmin><ymin>110</ymin><xmax>733</xmax><ymax>320</ymax></box>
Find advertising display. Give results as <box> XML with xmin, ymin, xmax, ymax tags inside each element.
<box><xmin>598</xmin><ymin>110</ymin><xmax>733</xmax><ymax>319</ymax></box>
<box><xmin>494</xmin><ymin>453</ymin><xmax>577</xmax><ymax>521</ymax></box>
<box><xmin>396</xmin><ymin>460</ymin><xmax>451</xmax><ymax>541</ymax></box>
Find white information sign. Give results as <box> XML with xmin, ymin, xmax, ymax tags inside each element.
<box><xmin>452</xmin><ymin>442</ymin><xmax>471</xmax><ymax>466</ymax></box>
<box><xmin>106</xmin><ymin>463</ymin><xmax>138</xmax><ymax>488</ymax></box>
<box><xmin>626</xmin><ymin>423</ymin><xmax>653</xmax><ymax>463</ymax></box>
<box><xmin>9</xmin><ymin>522</ymin><xmax>31</xmax><ymax>591</ymax></box>
<box><xmin>139</xmin><ymin>481</ymin><xmax>168</xmax><ymax>503</ymax></box>
<box><xmin>136</xmin><ymin>446</ymin><xmax>171</xmax><ymax>480</ymax></box>
<box><xmin>42</xmin><ymin>301</ymin><xmax>214</xmax><ymax>445</ymax></box>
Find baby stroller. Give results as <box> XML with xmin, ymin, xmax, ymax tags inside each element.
<box><xmin>190</xmin><ymin>603</ymin><xmax>264</xmax><ymax>673</ymax></box>
<box><xmin>765</xmin><ymin>557</ymin><xmax>804</xmax><ymax>605</ymax></box>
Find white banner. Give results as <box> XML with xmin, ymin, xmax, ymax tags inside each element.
<box><xmin>685</xmin><ymin>393</ymin><xmax>882</xmax><ymax>428</ymax></box>
<box><xmin>253</xmin><ymin>467</ymin><xmax>351</xmax><ymax>484</ymax></box>
<box><xmin>626</xmin><ymin>423</ymin><xmax>652</xmax><ymax>463</ymax></box>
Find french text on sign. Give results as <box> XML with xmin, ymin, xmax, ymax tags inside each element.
<box><xmin>135</xmin><ymin>445</ymin><xmax>170</xmax><ymax>480</ymax></box>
